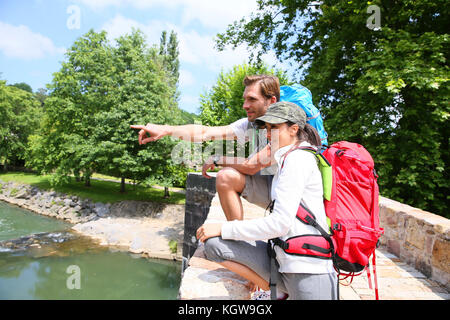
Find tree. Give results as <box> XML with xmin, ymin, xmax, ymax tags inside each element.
<box><xmin>160</xmin><ymin>30</ymin><xmax>180</xmax><ymax>89</ymax></box>
<box><xmin>157</xmin><ymin>30</ymin><xmax>189</xmax><ymax>195</ymax></box>
<box><xmin>9</xmin><ymin>82</ymin><xmax>33</xmax><ymax>93</ymax></box>
<box><xmin>34</xmin><ymin>88</ymin><xmax>48</xmax><ymax>107</ymax></box>
<box><xmin>216</xmin><ymin>0</ymin><xmax>449</xmax><ymax>217</ymax></box>
<box><xmin>93</xmin><ymin>29</ymin><xmax>181</xmax><ymax>193</ymax></box>
<box><xmin>27</xmin><ymin>29</ymin><xmax>184</xmax><ymax>194</ymax></box>
<box><xmin>0</xmin><ymin>81</ymin><xmax>42</xmax><ymax>170</ymax></box>
<box><xmin>27</xmin><ymin>30</ymin><xmax>115</xmax><ymax>186</ymax></box>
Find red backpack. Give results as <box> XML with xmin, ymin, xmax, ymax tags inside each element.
<box><xmin>269</xmin><ymin>141</ymin><xmax>384</xmax><ymax>299</ymax></box>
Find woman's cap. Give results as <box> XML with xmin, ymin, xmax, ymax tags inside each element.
<box><xmin>255</xmin><ymin>101</ymin><xmax>306</xmax><ymax>129</ymax></box>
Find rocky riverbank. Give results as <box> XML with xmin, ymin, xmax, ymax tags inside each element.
<box><xmin>0</xmin><ymin>179</ymin><xmax>185</xmax><ymax>261</ymax></box>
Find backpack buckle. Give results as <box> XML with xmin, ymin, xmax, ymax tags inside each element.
<box><xmin>333</xmin><ymin>223</ymin><xmax>342</xmax><ymax>231</ymax></box>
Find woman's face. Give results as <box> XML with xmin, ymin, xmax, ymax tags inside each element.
<box><xmin>265</xmin><ymin>122</ymin><xmax>299</xmax><ymax>150</ymax></box>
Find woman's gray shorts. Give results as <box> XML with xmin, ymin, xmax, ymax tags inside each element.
<box><xmin>241</xmin><ymin>174</ymin><xmax>273</xmax><ymax>209</ymax></box>
<box><xmin>204</xmin><ymin>237</ymin><xmax>338</xmax><ymax>300</ymax></box>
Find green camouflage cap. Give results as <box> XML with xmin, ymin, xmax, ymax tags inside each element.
<box><xmin>255</xmin><ymin>101</ymin><xmax>306</xmax><ymax>129</ymax></box>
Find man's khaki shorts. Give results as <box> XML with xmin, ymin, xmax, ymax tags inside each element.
<box><xmin>241</xmin><ymin>174</ymin><xmax>274</xmax><ymax>210</ymax></box>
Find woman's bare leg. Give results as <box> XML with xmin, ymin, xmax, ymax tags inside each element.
<box><xmin>220</xmin><ymin>260</ymin><xmax>269</xmax><ymax>291</ymax></box>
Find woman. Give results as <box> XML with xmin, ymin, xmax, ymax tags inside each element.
<box><xmin>196</xmin><ymin>101</ymin><xmax>337</xmax><ymax>300</ymax></box>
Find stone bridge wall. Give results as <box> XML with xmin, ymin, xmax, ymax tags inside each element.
<box><xmin>379</xmin><ymin>197</ymin><xmax>449</xmax><ymax>289</ymax></box>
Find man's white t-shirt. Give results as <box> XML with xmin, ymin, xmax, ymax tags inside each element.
<box><xmin>229</xmin><ymin>118</ymin><xmax>277</xmax><ymax>175</ymax></box>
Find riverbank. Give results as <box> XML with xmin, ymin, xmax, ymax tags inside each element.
<box><xmin>0</xmin><ymin>179</ymin><xmax>185</xmax><ymax>261</ymax></box>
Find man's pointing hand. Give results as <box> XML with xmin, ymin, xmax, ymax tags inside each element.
<box><xmin>130</xmin><ymin>124</ymin><xmax>169</xmax><ymax>145</ymax></box>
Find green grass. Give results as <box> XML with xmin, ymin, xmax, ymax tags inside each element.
<box><xmin>0</xmin><ymin>172</ymin><xmax>185</xmax><ymax>205</ymax></box>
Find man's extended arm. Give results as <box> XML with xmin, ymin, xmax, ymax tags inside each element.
<box><xmin>130</xmin><ymin>123</ymin><xmax>237</xmax><ymax>144</ymax></box>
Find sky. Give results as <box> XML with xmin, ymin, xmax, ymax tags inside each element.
<box><xmin>0</xmin><ymin>0</ymin><xmax>288</xmax><ymax>114</ymax></box>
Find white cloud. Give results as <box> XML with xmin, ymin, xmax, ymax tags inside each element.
<box><xmin>179</xmin><ymin>93</ymin><xmax>200</xmax><ymax>114</ymax></box>
<box><xmin>101</xmin><ymin>14</ymin><xmax>149</xmax><ymax>41</ymax></box>
<box><xmin>101</xmin><ymin>15</ymin><xmax>250</xmax><ymax>69</ymax></box>
<box><xmin>100</xmin><ymin>14</ymin><xmax>285</xmax><ymax>77</ymax></box>
<box><xmin>179</xmin><ymin>69</ymin><xmax>195</xmax><ymax>87</ymax></box>
<box><xmin>0</xmin><ymin>22</ymin><xmax>65</xmax><ymax>60</ymax></box>
<box><xmin>75</xmin><ymin>0</ymin><xmax>124</xmax><ymax>11</ymax></box>
<box><xmin>178</xmin><ymin>0</ymin><xmax>256</xmax><ymax>30</ymax></box>
<box><xmin>78</xmin><ymin>0</ymin><xmax>256</xmax><ymax>30</ymax></box>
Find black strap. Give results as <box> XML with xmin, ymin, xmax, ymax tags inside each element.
<box><xmin>265</xmin><ymin>199</ymin><xmax>275</xmax><ymax>214</ymax></box>
<box><xmin>267</xmin><ymin>239</ymin><xmax>279</xmax><ymax>300</ymax></box>
<box><xmin>302</xmin><ymin>243</ymin><xmax>332</xmax><ymax>254</ymax></box>
<box><xmin>269</xmin><ymin>256</ymin><xmax>278</xmax><ymax>300</ymax></box>
<box><xmin>299</xmin><ymin>203</ymin><xmax>331</xmax><ymax>238</ymax></box>
<box><xmin>271</xmin><ymin>237</ymin><xmax>289</xmax><ymax>250</ymax></box>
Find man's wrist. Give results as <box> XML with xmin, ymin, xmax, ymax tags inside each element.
<box><xmin>213</xmin><ymin>155</ymin><xmax>221</xmax><ymax>166</ymax></box>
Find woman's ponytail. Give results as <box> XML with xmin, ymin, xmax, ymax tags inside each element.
<box><xmin>287</xmin><ymin>121</ymin><xmax>321</xmax><ymax>147</ymax></box>
<box><xmin>302</xmin><ymin>123</ymin><xmax>321</xmax><ymax>147</ymax></box>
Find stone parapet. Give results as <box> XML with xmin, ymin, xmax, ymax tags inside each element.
<box><xmin>379</xmin><ymin>196</ymin><xmax>450</xmax><ymax>290</ymax></box>
<box><xmin>182</xmin><ymin>172</ymin><xmax>217</xmax><ymax>262</ymax></box>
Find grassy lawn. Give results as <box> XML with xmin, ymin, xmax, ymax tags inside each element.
<box><xmin>0</xmin><ymin>172</ymin><xmax>185</xmax><ymax>205</ymax></box>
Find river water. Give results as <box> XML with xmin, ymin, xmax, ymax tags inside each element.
<box><xmin>0</xmin><ymin>201</ymin><xmax>181</xmax><ymax>299</ymax></box>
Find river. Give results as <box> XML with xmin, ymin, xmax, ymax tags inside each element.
<box><xmin>0</xmin><ymin>201</ymin><xmax>181</xmax><ymax>300</ymax></box>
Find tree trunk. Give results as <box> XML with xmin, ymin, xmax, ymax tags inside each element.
<box><xmin>74</xmin><ymin>170</ymin><xmax>81</xmax><ymax>182</ymax></box>
<box><xmin>84</xmin><ymin>175</ymin><xmax>91</xmax><ymax>187</ymax></box>
<box><xmin>120</xmin><ymin>177</ymin><xmax>126</xmax><ymax>193</ymax></box>
<box><xmin>164</xmin><ymin>186</ymin><xmax>170</xmax><ymax>198</ymax></box>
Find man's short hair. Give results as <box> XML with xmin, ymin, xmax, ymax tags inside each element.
<box><xmin>243</xmin><ymin>75</ymin><xmax>280</xmax><ymax>102</ymax></box>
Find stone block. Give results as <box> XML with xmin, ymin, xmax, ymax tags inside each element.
<box><xmin>405</xmin><ymin>218</ymin><xmax>425</xmax><ymax>250</ymax></box>
<box><xmin>178</xmin><ymin>267</ymin><xmax>250</xmax><ymax>300</ymax></box>
<box><xmin>432</xmin><ymin>238</ymin><xmax>450</xmax><ymax>274</ymax></box>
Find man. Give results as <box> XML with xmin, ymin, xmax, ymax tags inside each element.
<box><xmin>130</xmin><ymin>75</ymin><xmax>280</xmax><ymax>221</ymax></box>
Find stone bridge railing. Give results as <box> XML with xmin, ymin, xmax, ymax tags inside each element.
<box><xmin>379</xmin><ymin>197</ymin><xmax>449</xmax><ymax>288</ymax></box>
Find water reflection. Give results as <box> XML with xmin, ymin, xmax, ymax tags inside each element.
<box><xmin>0</xmin><ymin>202</ymin><xmax>181</xmax><ymax>300</ymax></box>
<box><xmin>0</xmin><ymin>240</ymin><xmax>181</xmax><ymax>300</ymax></box>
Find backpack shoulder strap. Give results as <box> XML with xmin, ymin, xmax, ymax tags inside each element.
<box><xmin>281</xmin><ymin>146</ymin><xmax>332</xmax><ymax>201</ymax></box>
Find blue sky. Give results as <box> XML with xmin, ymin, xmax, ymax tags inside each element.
<box><xmin>0</xmin><ymin>0</ymin><xmax>286</xmax><ymax>114</ymax></box>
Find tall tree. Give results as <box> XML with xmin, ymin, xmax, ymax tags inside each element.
<box><xmin>216</xmin><ymin>0</ymin><xmax>449</xmax><ymax>216</ymax></box>
<box><xmin>94</xmin><ymin>29</ymin><xmax>179</xmax><ymax>193</ymax></box>
<box><xmin>9</xmin><ymin>82</ymin><xmax>33</xmax><ymax>93</ymax></box>
<box><xmin>157</xmin><ymin>30</ymin><xmax>187</xmax><ymax>196</ymax></box>
<box><xmin>27</xmin><ymin>30</ymin><xmax>114</xmax><ymax>186</ymax></box>
<box><xmin>0</xmin><ymin>81</ymin><xmax>41</xmax><ymax>170</ymax></box>
<box><xmin>27</xmin><ymin>29</ymin><xmax>183</xmax><ymax>193</ymax></box>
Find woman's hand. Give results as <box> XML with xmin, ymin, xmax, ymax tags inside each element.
<box><xmin>196</xmin><ymin>223</ymin><xmax>223</xmax><ymax>242</ymax></box>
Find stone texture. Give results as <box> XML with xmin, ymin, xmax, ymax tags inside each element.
<box><xmin>179</xmin><ymin>266</ymin><xmax>251</xmax><ymax>300</ymax></box>
<box><xmin>182</xmin><ymin>172</ymin><xmax>217</xmax><ymax>260</ymax></box>
<box><xmin>379</xmin><ymin>196</ymin><xmax>450</xmax><ymax>290</ymax></box>
<box><xmin>432</xmin><ymin>238</ymin><xmax>450</xmax><ymax>273</ymax></box>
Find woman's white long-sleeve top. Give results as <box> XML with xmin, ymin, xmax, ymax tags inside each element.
<box><xmin>221</xmin><ymin>141</ymin><xmax>335</xmax><ymax>274</ymax></box>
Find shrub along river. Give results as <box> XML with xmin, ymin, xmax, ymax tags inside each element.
<box><xmin>0</xmin><ymin>201</ymin><xmax>181</xmax><ymax>299</ymax></box>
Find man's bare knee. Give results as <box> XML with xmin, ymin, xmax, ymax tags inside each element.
<box><xmin>216</xmin><ymin>168</ymin><xmax>246</xmax><ymax>193</ymax></box>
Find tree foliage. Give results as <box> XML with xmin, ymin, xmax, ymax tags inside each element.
<box><xmin>0</xmin><ymin>81</ymin><xmax>42</xmax><ymax>169</ymax></box>
<box><xmin>26</xmin><ymin>29</ymin><xmax>187</xmax><ymax>192</ymax></box>
<box><xmin>216</xmin><ymin>0</ymin><xmax>449</xmax><ymax>216</ymax></box>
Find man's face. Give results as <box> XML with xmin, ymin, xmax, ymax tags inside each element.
<box><xmin>242</xmin><ymin>83</ymin><xmax>274</xmax><ymax>122</ymax></box>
